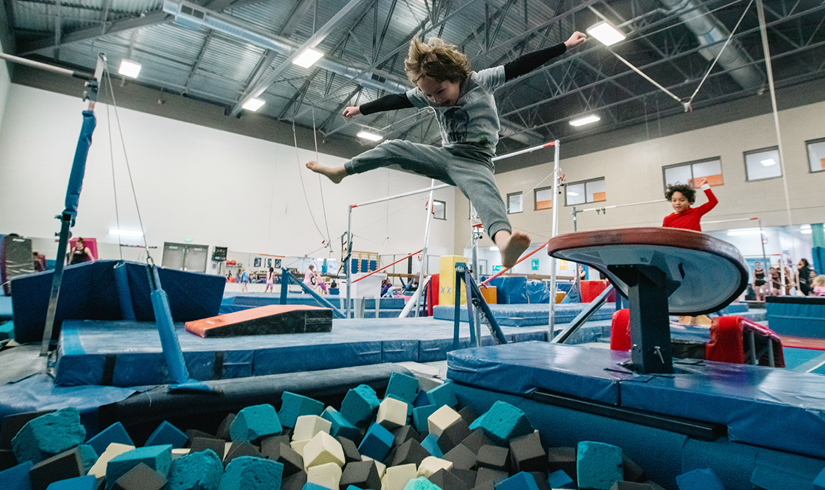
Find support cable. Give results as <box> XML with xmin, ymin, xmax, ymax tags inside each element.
<box><xmin>104</xmin><ymin>87</ymin><xmax>123</xmax><ymax>259</ymax></box>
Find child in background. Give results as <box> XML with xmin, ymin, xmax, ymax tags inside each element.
<box><xmin>813</xmin><ymin>275</ymin><xmax>825</xmax><ymax>297</ymax></box>
<box><xmin>307</xmin><ymin>31</ymin><xmax>587</xmax><ymax>268</ymax></box>
<box><xmin>265</xmin><ymin>267</ymin><xmax>275</xmax><ymax>293</ymax></box>
<box><xmin>662</xmin><ymin>178</ymin><xmax>718</xmax><ymax>231</ymax></box>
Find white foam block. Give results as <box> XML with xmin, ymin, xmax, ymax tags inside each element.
<box><xmin>293</xmin><ymin>415</ymin><xmax>332</xmax><ymax>441</ymax></box>
<box><xmin>417</xmin><ymin>456</ymin><xmax>453</xmax><ymax>478</ymax></box>
<box><xmin>362</xmin><ymin>455</ymin><xmax>387</xmax><ymax>478</ymax></box>
<box><xmin>89</xmin><ymin>443</ymin><xmax>134</xmax><ymax>479</ymax></box>
<box><xmin>303</xmin><ymin>431</ymin><xmax>345</xmax><ymax>469</ymax></box>
<box><xmin>385</xmin><ymin>463</ymin><xmax>417</xmax><ymax>490</ymax></box>
<box><xmin>291</xmin><ymin>439</ymin><xmax>310</xmax><ymax>458</ymax></box>
<box><xmin>427</xmin><ymin>405</ymin><xmax>461</xmax><ymax>437</ymax></box>
<box><xmin>172</xmin><ymin>448</ymin><xmax>190</xmax><ymax>460</ymax></box>
<box><xmin>377</xmin><ymin>398</ymin><xmax>408</xmax><ymax>431</ymax></box>
<box><xmin>307</xmin><ymin>461</ymin><xmax>343</xmax><ymax>489</ymax></box>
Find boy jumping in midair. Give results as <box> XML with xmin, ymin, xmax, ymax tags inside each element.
<box><xmin>307</xmin><ymin>31</ymin><xmax>587</xmax><ymax>268</ymax></box>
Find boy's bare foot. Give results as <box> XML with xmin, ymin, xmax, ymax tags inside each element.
<box><xmin>306</xmin><ymin>161</ymin><xmax>347</xmax><ymax>184</ymax></box>
<box><xmin>500</xmin><ymin>232</ymin><xmax>531</xmax><ymax>269</ymax></box>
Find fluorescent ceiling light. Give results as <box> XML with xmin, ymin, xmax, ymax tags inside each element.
<box><xmin>567</xmin><ymin>191</ymin><xmax>579</xmax><ymax>196</ymax></box>
<box><xmin>293</xmin><ymin>48</ymin><xmax>324</xmax><ymax>68</ymax></box>
<box><xmin>242</xmin><ymin>98</ymin><xmax>265</xmax><ymax>111</ymax></box>
<box><xmin>570</xmin><ymin>115</ymin><xmax>601</xmax><ymax>126</ymax></box>
<box><xmin>760</xmin><ymin>159</ymin><xmax>776</xmax><ymax>166</ymax></box>
<box><xmin>489</xmin><ymin>246</ymin><xmax>499</xmax><ymax>251</ymax></box>
<box><xmin>357</xmin><ymin>131</ymin><xmax>383</xmax><ymax>142</ymax></box>
<box><xmin>118</xmin><ymin>60</ymin><xmax>142</xmax><ymax>78</ymax></box>
<box><xmin>587</xmin><ymin>20</ymin><xmax>626</xmax><ymax>46</ymax></box>
<box><xmin>109</xmin><ymin>229</ymin><xmax>143</xmax><ymax>237</ymax></box>
<box><xmin>802</xmin><ymin>229</ymin><xmax>812</xmax><ymax>234</ymax></box>
<box><xmin>801</xmin><ymin>224</ymin><xmax>812</xmax><ymax>230</ymax></box>
<box><xmin>727</xmin><ymin>229</ymin><xmax>763</xmax><ymax>236</ymax></box>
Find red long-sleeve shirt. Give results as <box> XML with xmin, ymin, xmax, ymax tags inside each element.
<box><xmin>662</xmin><ymin>187</ymin><xmax>718</xmax><ymax>231</ymax></box>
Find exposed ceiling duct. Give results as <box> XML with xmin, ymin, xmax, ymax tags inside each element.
<box><xmin>659</xmin><ymin>0</ymin><xmax>764</xmax><ymax>91</ymax></box>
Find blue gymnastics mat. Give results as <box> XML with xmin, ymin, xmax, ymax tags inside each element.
<box><xmin>0</xmin><ymin>296</ymin><xmax>11</xmax><ymax>322</ymax></box>
<box><xmin>448</xmin><ymin>341</ymin><xmax>825</xmax><ymax>461</ymax></box>
<box><xmin>55</xmin><ymin>318</ymin><xmax>548</xmax><ymax>387</ymax></box>
<box><xmin>432</xmin><ymin>302</ymin><xmax>617</xmax><ymax>326</ymax></box>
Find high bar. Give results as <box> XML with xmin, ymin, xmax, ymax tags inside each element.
<box><xmin>702</xmin><ymin>217</ymin><xmax>758</xmax><ymax>224</ymax></box>
<box><xmin>492</xmin><ymin>142</ymin><xmax>555</xmax><ymax>162</ymax></box>
<box><xmin>578</xmin><ymin>198</ymin><xmax>666</xmax><ymax>213</ymax></box>
<box><xmin>351</xmin><ymin>183</ymin><xmax>452</xmax><ymax>208</ymax></box>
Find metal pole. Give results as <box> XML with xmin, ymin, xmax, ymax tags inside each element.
<box><xmin>40</xmin><ymin>214</ymin><xmax>72</xmax><ymax>355</ymax></box>
<box><xmin>415</xmin><ymin>180</ymin><xmax>436</xmax><ymax>317</ymax></box>
<box><xmin>759</xmin><ymin>218</ymin><xmax>769</xmax><ymax>279</ymax></box>
<box><xmin>346</xmin><ymin>206</ymin><xmax>352</xmax><ymax>318</ymax></box>
<box><xmin>548</xmin><ymin>140</ymin><xmax>561</xmax><ymax>338</ymax></box>
<box><xmin>470</xmin><ymin>217</ymin><xmax>482</xmax><ymax>347</ymax></box>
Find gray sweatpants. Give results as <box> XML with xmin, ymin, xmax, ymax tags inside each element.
<box><xmin>344</xmin><ymin>140</ymin><xmax>511</xmax><ymax>239</ymax></box>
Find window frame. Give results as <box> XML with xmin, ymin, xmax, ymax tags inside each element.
<box><xmin>432</xmin><ymin>200</ymin><xmax>447</xmax><ymax>220</ymax></box>
<box><xmin>507</xmin><ymin>191</ymin><xmax>523</xmax><ymax>214</ymax></box>
<box><xmin>534</xmin><ymin>186</ymin><xmax>554</xmax><ymax>211</ymax></box>
<box><xmin>743</xmin><ymin>146</ymin><xmax>782</xmax><ymax>182</ymax></box>
<box><xmin>661</xmin><ymin>156</ymin><xmax>724</xmax><ymax>191</ymax></box>
<box><xmin>806</xmin><ymin>137</ymin><xmax>825</xmax><ymax>174</ymax></box>
<box><xmin>564</xmin><ymin>177</ymin><xmax>606</xmax><ymax>207</ymax></box>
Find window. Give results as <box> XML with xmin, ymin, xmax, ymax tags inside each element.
<box><xmin>432</xmin><ymin>200</ymin><xmax>446</xmax><ymax>220</ymax></box>
<box><xmin>507</xmin><ymin>192</ymin><xmax>523</xmax><ymax>214</ymax></box>
<box><xmin>534</xmin><ymin>186</ymin><xmax>554</xmax><ymax>210</ymax></box>
<box><xmin>744</xmin><ymin>147</ymin><xmax>782</xmax><ymax>181</ymax></box>
<box><xmin>565</xmin><ymin>178</ymin><xmax>606</xmax><ymax>206</ymax></box>
<box><xmin>807</xmin><ymin>138</ymin><xmax>825</xmax><ymax>173</ymax></box>
<box><xmin>663</xmin><ymin>158</ymin><xmax>723</xmax><ymax>189</ymax></box>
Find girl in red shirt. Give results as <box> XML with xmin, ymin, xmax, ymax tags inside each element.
<box><xmin>662</xmin><ymin>178</ymin><xmax>718</xmax><ymax>231</ymax></box>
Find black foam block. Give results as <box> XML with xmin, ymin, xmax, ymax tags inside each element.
<box><xmin>547</xmin><ymin>447</ymin><xmax>577</xmax><ymax>483</ymax></box>
<box><xmin>476</xmin><ymin>445</ymin><xmax>509</xmax><ymax>472</ymax></box>
<box><xmin>282</xmin><ymin>470</ymin><xmax>308</xmax><ymax>490</ymax></box>
<box><xmin>530</xmin><ymin>472</ymin><xmax>551</xmax><ymax>490</ymax></box>
<box><xmin>185</xmin><ymin>429</ymin><xmax>215</xmax><ymax>444</ymax></box>
<box><xmin>392</xmin><ymin>425</ymin><xmax>420</xmax><ymax>448</ymax></box>
<box><xmin>339</xmin><ymin>460</ymin><xmax>382</xmax><ymax>490</ymax></box>
<box><xmin>470</xmin><ymin>479</ymin><xmax>496</xmax><ymax>490</ymax></box>
<box><xmin>450</xmin><ymin>468</ymin><xmax>478</xmax><ymax>488</ymax></box>
<box><xmin>223</xmin><ymin>441</ymin><xmax>261</xmax><ymax>464</ymax></box>
<box><xmin>112</xmin><ymin>462</ymin><xmax>167</xmax><ymax>490</ymax></box>
<box><xmin>609</xmin><ymin>482</ymin><xmax>657</xmax><ymax>490</ymax></box>
<box><xmin>461</xmin><ymin>429</ymin><xmax>494</xmax><ymax>454</ymax></box>
<box><xmin>443</xmin><ymin>444</ymin><xmax>477</xmax><ymax>471</ymax></box>
<box><xmin>190</xmin><ymin>437</ymin><xmax>226</xmax><ymax>456</ymax></box>
<box><xmin>509</xmin><ymin>432</ymin><xmax>546</xmax><ymax>474</ymax></box>
<box><xmin>428</xmin><ymin>468</ymin><xmax>470</xmax><ymax>490</ymax></box>
<box><xmin>391</xmin><ymin>439</ymin><xmax>430</xmax><ymax>467</ymax></box>
<box><xmin>0</xmin><ymin>449</ymin><xmax>17</xmax><ymax>471</ymax></box>
<box><xmin>260</xmin><ymin>435</ymin><xmax>291</xmax><ymax>457</ymax></box>
<box><xmin>437</xmin><ymin>419</ymin><xmax>471</xmax><ymax>453</ymax></box>
<box><xmin>475</xmin><ymin>467</ymin><xmax>508</xmax><ymax>487</ymax></box>
<box><xmin>0</xmin><ymin>410</ymin><xmax>55</xmax><ymax>450</ymax></box>
<box><xmin>186</xmin><ymin>306</ymin><xmax>332</xmax><ymax>338</ymax></box>
<box><xmin>29</xmin><ymin>447</ymin><xmax>84</xmax><ymax>490</ymax></box>
<box><xmin>216</xmin><ymin>413</ymin><xmax>236</xmax><ymax>441</ymax></box>
<box><xmin>458</xmin><ymin>407</ymin><xmax>477</xmax><ymax>426</ymax></box>
<box><xmin>336</xmin><ymin>437</ymin><xmax>361</xmax><ymax>464</ymax></box>
<box><xmin>622</xmin><ymin>455</ymin><xmax>646</xmax><ymax>482</ymax></box>
<box><xmin>262</xmin><ymin>442</ymin><xmax>303</xmax><ymax>477</ymax></box>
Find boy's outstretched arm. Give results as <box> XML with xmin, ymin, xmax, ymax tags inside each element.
<box><xmin>503</xmin><ymin>31</ymin><xmax>587</xmax><ymax>81</ymax></box>
<box><xmin>342</xmin><ymin>93</ymin><xmax>414</xmax><ymax>119</ymax></box>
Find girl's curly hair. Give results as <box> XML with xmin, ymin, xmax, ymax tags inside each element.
<box><xmin>405</xmin><ymin>37</ymin><xmax>471</xmax><ymax>84</ymax></box>
<box><xmin>665</xmin><ymin>184</ymin><xmax>696</xmax><ymax>203</ymax></box>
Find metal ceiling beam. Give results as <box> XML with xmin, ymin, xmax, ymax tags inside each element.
<box><xmin>278</xmin><ymin>0</ymin><xmax>316</xmax><ymax>37</ymax></box>
<box><xmin>229</xmin><ymin>0</ymin><xmax>375</xmax><ymax>117</ymax></box>
<box><xmin>182</xmin><ymin>29</ymin><xmax>213</xmax><ymax>94</ymax></box>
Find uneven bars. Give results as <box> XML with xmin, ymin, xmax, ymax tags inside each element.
<box><xmin>702</xmin><ymin>217</ymin><xmax>758</xmax><ymax>225</ymax></box>
<box><xmin>351</xmin><ymin>184</ymin><xmax>451</xmax><ymax>208</ymax></box>
<box><xmin>491</xmin><ymin>141</ymin><xmax>555</xmax><ymax>162</ymax></box>
<box><xmin>353</xmin><ymin>249</ymin><xmax>422</xmax><ymax>283</ymax></box>
<box><xmin>480</xmin><ymin>241</ymin><xmax>550</xmax><ymax>286</ymax></box>
<box><xmin>578</xmin><ymin>198</ymin><xmax>666</xmax><ymax>213</ymax></box>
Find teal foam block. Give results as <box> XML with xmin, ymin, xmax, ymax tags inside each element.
<box><xmin>167</xmin><ymin>448</ymin><xmax>223</xmax><ymax>490</ymax></box>
<box><xmin>0</xmin><ymin>461</ymin><xmax>33</xmax><ymax>490</ymax></box>
<box><xmin>386</xmin><ymin>372</ymin><xmax>420</xmax><ymax>404</ymax></box>
<box><xmin>86</xmin><ymin>423</ymin><xmax>133</xmax><ymax>457</ymax></box>
<box><xmin>468</xmin><ymin>402</ymin><xmax>533</xmax><ymax>446</ymax></box>
<box><xmin>547</xmin><ymin>470</ymin><xmax>574</xmax><ymax>489</ymax></box>
<box><xmin>46</xmin><ymin>475</ymin><xmax>97</xmax><ymax>490</ymax></box>
<box><xmin>279</xmin><ymin>392</ymin><xmax>325</xmax><ymax>429</ymax></box>
<box><xmin>576</xmin><ymin>441</ymin><xmax>623</xmax><ymax>490</ymax></box>
<box><xmin>675</xmin><ymin>469</ymin><xmax>725</xmax><ymax>490</ymax></box>
<box><xmin>230</xmin><ymin>404</ymin><xmax>283</xmax><ymax>443</ymax></box>
<box><xmin>495</xmin><ymin>472</ymin><xmax>539</xmax><ymax>490</ymax></box>
<box><xmin>420</xmin><ymin>433</ymin><xmax>443</xmax><ymax>458</ymax></box>
<box><xmin>358</xmin><ymin>423</ymin><xmax>394</xmax><ymax>461</ymax></box>
<box><xmin>12</xmin><ymin>408</ymin><xmax>86</xmax><ymax>465</ymax></box>
<box><xmin>413</xmin><ymin>390</ymin><xmax>430</xmax><ymax>408</ymax></box>
<box><xmin>321</xmin><ymin>407</ymin><xmax>360</xmax><ymax>441</ymax></box>
<box><xmin>815</xmin><ymin>467</ymin><xmax>825</xmax><ymax>490</ymax></box>
<box><xmin>105</xmin><ymin>445</ymin><xmax>173</xmax><ymax>490</ymax></box>
<box><xmin>426</xmin><ymin>382</ymin><xmax>458</xmax><ymax>409</ymax></box>
<box><xmin>301</xmin><ymin>484</ymin><xmax>331</xmax><ymax>490</ymax></box>
<box><xmin>145</xmin><ymin>421</ymin><xmax>188</xmax><ymax>449</ymax></box>
<box><xmin>0</xmin><ymin>321</ymin><xmax>14</xmax><ymax>340</ymax></box>
<box><xmin>412</xmin><ymin>405</ymin><xmax>437</xmax><ymax>435</ymax></box>
<box><xmin>403</xmin><ymin>477</ymin><xmax>442</xmax><ymax>490</ymax></box>
<box><xmin>77</xmin><ymin>445</ymin><xmax>97</xmax><ymax>473</ymax></box>
<box><xmin>220</xmin><ymin>456</ymin><xmax>284</xmax><ymax>490</ymax></box>
<box><xmin>341</xmin><ymin>385</ymin><xmax>381</xmax><ymax>427</ymax></box>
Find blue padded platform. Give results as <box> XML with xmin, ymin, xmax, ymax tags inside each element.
<box><xmin>765</xmin><ymin>296</ymin><xmax>825</xmax><ymax>338</ymax></box>
<box><xmin>0</xmin><ymin>296</ymin><xmax>11</xmax><ymax>321</ymax></box>
<box><xmin>55</xmin><ymin>318</ymin><xmax>548</xmax><ymax>387</ymax></box>
<box><xmin>432</xmin><ymin>303</ymin><xmax>616</xmax><ymax>327</ymax></box>
<box><xmin>12</xmin><ymin>261</ymin><xmax>225</xmax><ymax>343</ymax></box>
<box><xmin>448</xmin><ymin>342</ymin><xmax>825</xmax><ymax>461</ymax></box>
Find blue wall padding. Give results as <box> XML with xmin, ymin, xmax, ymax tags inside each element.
<box><xmin>0</xmin><ymin>461</ymin><xmax>34</xmax><ymax>490</ymax></box>
<box><xmin>487</xmin><ymin>277</ymin><xmax>527</xmax><ymax>304</ymax></box>
<box><xmin>420</xmin><ymin>433</ymin><xmax>442</xmax><ymax>458</ymax></box>
<box><xmin>495</xmin><ymin>472</ymin><xmax>539</xmax><ymax>490</ymax></box>
<box><xmin>12</xmin><ymin>407</ymin><xmax>85</xmax><ymax>465</ymax></box>
<box><xmin>221</xmin><ymin>456</ymin><xmax>284</xmax><ymax>490</ymax></box>
<box><xmin>230</xmin><ymin>404</ymin><xmax>282</xmax><ymax>442</ymax></box>
<box><xmin>86</xmin><ymin>422</ymin><xmax>134</xmax><ymax>456</ymax></box>
<box><xmin>412</xmin><ymin>405</ymin><xmax>437</xmax><ymax>434</ymax></box>
<box><xmin>12</xmin><ymin>261</ymin><xmax>224</xmax><ymax>343</ymax></box>
<box><xmin>224</xmin><ymin>294</ymin><xmax>405</xmax><ymax>310</ymax></box>
<box><xmin>341</xmin><ymin>385</ymin><xmax>381</xmax><ymax>427</ymax></box>
<box><xmin>145</xmin><ymin>421</ymin><xmax>188</xmax><ymax>449</ymax></box>
<box><xmin>426</xmin><ymin>382</ymin><xmax>457</xmax><ymax>408</ymax></box>
<box><xmin>815</xmin><ymin>467</ymin><xmax>825</xmax><ymax>490</ymax></box>
<box><xmin>358</xmin><ymin>423</ymin><xmax>393</xmax><ymax>461</ymax></box>
<box><xmin>433</xmin><ymin>303</ymin><xmax>616</xmax><ymax>327</ymax></box>
<box><xmin>63</xmin><ymin>111</ymin><xmax>96</xmax><ymax>221</ymax></box>
<box><xmin>0</xmin><ymin>296</ymin><xmax>13</xmax><ymax>321</ymax></box>
<box><xmin>525</xmin><ymin>281</ymin><xmax>549</xmax><ymax>304</ymax></box>
<box><xmin>321</xmin><ymin>407</ymin><xmax>360</xmax><ymax>441</ymax></box>
<box><xmin>469</xmin><ymin>401</ymin><xmax>533</xmax><ymax>446</ymax></box>
<box><xmin>46</xmin><ymin>475</ymin><xmax>96</xmax><ymax>490</ymax></box>
<box><xmin>675</xmin><ymin>468</ymin><xmax>725</xmax><ymax>490</ymax></box>
<box><xmin>113</xmin><ymin>262</ymin><xmax>136</xmax><ymax>321</ymax></box>
<box><xmin>386</xmin><ymin>372</ymin><xmax>420</xmax><ymax>404</ymax></box>
<box><xmin>105</xmin><ymin>445</ymin><xmax>172</xmax><ymax>490</ymax></box>
<box><xmin>166</xmin><ymin>448</ymin><xmax>223</xmax><ymax>490</ymax></box>
<box><xmin>278</xmin><ymin>392</ymin><xmax>325</xmax><ymax>429</ymax></box>
<box><xmin>547</xmin><ymin>470</ymin><xmax>573</xmax><ymax>489</ymax></box>
<box><xmin>813</xmin><ymin>247</ymin><xmax>824</xmax><ymax>277</ymax></box>
<box><xmin>576</xmin><ymin>441</ymin><xmax>623</xmax><ymax>490</ymax></box>
<box><xmin>765</xmin><ymin>297</ymin><xmax>825</xmax><ymax>338</ymax></box>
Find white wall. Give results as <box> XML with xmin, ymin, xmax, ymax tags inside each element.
<box><xmin>455</xmin><ymin>99</ymin><xmax>825</xmax><ymax>253</ymax></box>
<box><xmin>0</xmin><ymin>85</ymin><xmax>455</xmax><ymax>271</ymax></box>
<box><xmin>0</xmin><ymin>38</ymin><xmax>11</xmax><ymax>133</ymax></box>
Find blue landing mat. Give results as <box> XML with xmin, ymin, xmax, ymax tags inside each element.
<box><xmin>55</xmin><ymin>318</ymin><xmax>548</xmax><ymax>387</ymax></box>
<box><xmin>448</xmin><ymin>341</ymin><xmax>825</xmax><ymax>461</ymax></box>
<box><xmin>433</xmin><ymin>303</ymin><xmax>617</xmax><ymax>327</ymax></box>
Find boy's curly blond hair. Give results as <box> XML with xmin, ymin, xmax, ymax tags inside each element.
<box><xmin>405</xmin><ymin>37</ymin><xmax>471</xmax><ymax>84</ymax></box>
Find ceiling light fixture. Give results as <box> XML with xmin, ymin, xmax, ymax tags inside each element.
<box><xmin>293</xmin><ymin>48</ymin><xmax>324</xmax><ymax>68</ymax></box>
<box><xmin>760</xmin><ymin>159</ymin><xmax>776</xmax><ymax>166</ymax></box>
<box><xmin>242</xmin><ymin>98</ymin><xmax>266</xmax><ymax>111</ymax></box>
<box><xmin>587</xmin><ymin>20</ymin><xmax>626</xmax><ymax>46</ymax></box>
<box><xmin>357</xmin><ymin>131</ymin><xmax>383</xmax><ymax>142</ymax></box>
<box><xmin>118</xmin><ymin>60</ymin><xmax>142</xmax><ymax>78</ymax></box>
<box><xmin>570</xmin><ymin>115</ymin><xmax>601</xmax><ymax>126</ymax></box>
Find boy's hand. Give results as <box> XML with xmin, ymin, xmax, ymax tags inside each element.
<box><xmin>698</xmin><ymin>178</ymin><xmax>708</xmax><ymax>187</ymax></box>
<box><xmin>342</xmin><ymin>106</ymin><xmax>361</xmax><ymax>119</ymax></box>
<box><xmin>565</xmin><ymin>31</ymin><xmax>587</xmax><ymax>48</ymax></box>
